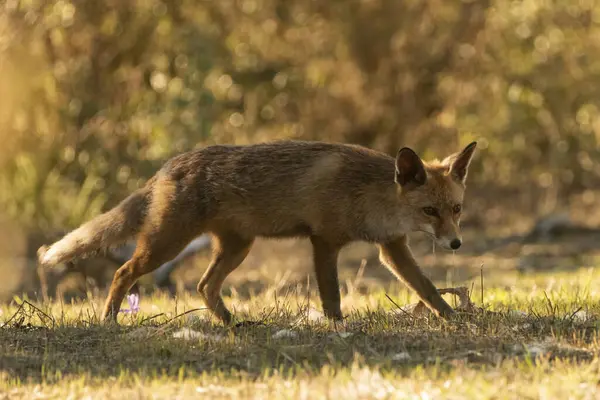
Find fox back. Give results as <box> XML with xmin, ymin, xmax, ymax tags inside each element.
<box><xmin>156</xmin><ymin>140</ymin><xmax>475</xmax><ymax>248</ymax></box>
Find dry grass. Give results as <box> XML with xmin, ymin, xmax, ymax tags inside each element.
<box><xmin>2</xmin><ymin>265</ymin><xmax>600</xmax><ymax>399</ymax></box>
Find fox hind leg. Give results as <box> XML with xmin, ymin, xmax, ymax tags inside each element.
<box><xmin>197</xmin><ymin>233</ymin><xmax>254</xmax><ymax>325</ymax></box>
<box><xmin>101</xmin><ymin>228</ymin><xmax>197</xmax><ymax>322</ymax></box>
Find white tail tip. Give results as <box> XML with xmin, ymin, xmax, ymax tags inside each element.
<box><xmin>38</xmin><ymin>242</ymin><xmax>67</xmax><ymax>266</ymax></box>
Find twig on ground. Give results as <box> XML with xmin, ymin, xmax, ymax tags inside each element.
<box><xmin>0</xmin><ymin>302</ymin><xmax>25</xmax><ymax>329</ymax></box>
<box><xmin>385</xmin><ymin>293</ymin><xmax>415</xmax><ymax>319</ymax></box>
<box><xmin>157</xmin><ymin>308</ymin><xmax>207</xmax><ymax>327</ymax></box>
<box><xmin>480</xmin><ymin>263</ymin><xmax>484</xmax><ymax>306</ymax></box>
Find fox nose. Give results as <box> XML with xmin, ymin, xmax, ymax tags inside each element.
<box><xmin>449</xmin><ymin>239</ymin><xmax>462</xmax><ymax>250</ymax></box>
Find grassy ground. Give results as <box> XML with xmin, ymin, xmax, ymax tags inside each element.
<box><xmin>2</xmin><ymin>264</ymin><xmax>600</xmax><ymax>399</ymax></box>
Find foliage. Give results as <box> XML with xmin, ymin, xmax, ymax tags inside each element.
<box><xmin>0</xmin><ymin>0</ymin><xmax>599</xmax><ymax>229</ymax></box>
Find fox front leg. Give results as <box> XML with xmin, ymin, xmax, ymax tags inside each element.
<box><xmin>378</xmin><ymin>236</ymin><xmax>455</xmax><ymax>318</ymax></box>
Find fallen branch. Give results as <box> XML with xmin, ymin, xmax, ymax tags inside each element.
<box><xmin>403</xmin><ymin>286</ymin><xmax>479</xmax><ymax>316</ymax></box>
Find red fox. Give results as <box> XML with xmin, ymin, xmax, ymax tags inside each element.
<box><xmin>38</xmin><ymin>140</ymin><xmax>477</xmax><ymax>325</ymax></box>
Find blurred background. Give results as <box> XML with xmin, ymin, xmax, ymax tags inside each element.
<box><xmin>1</xmin><ymin>0</ymin><xmax>600</xmax><ymax>303</ymax></box>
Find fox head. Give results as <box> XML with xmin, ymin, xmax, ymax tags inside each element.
<box><xmin>395</xmin><ymin>142</ymin><xmax>478</xmax><ymax>251</ymax></box>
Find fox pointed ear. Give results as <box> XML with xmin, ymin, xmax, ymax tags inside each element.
<box><xmin>443</xmin><ymin>141</ymin><xmax>477</xmax><ymax>184</ymax></box>
<box><xmin>395</xmin><ymin>148</ymin><xmax>427</xmax><ymax>187</ymax></box>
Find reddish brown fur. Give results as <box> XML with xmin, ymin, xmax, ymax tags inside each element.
<box><xmin>38</xmin><ymin>140</ymin><xmax>477</xmax><ymax>324</ymax></box>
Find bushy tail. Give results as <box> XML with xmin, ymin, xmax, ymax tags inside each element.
<box><xmin>38</xmin><ymin>187</ymin><xmax>152</xmax><ymax>267</ymax></box>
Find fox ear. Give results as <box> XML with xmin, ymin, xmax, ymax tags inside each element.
<box><xmin>395</xmin><ymin>147</ymin><xmax>427</xmax><ymax>187</ymax></box>
<box><xmin>443</xmin><ymin>141</ymin><xmax>477</xmax><ymax>184</ymax></box>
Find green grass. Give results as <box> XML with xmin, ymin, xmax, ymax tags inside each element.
<box><xmin>2</xmin><ymin>267</ymin><xmax>600</xmax><ymax>399</ymax></box>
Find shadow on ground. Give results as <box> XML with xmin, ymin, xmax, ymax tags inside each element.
<box><xmin>1</xmin><ymin>304</ymin><xmax>597</xmax><ymax>383</ymax></box>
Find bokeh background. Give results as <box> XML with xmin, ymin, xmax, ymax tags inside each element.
<box><xmin>1</xmin><ymin>0</ymin><xmax>600</xmax><ymax>303</ymax></box>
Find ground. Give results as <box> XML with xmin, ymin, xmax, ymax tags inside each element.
<box><xmin>3</xmin><ymin>205</ymin><xmax>600</xmax><ymax>399</ymax></box>
<box><xmin>2</xmin><ymin>252</ymin><xmax>600</xmax><ymax>399</ymax></box>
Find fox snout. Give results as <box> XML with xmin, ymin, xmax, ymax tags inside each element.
<box><xmin>449</xmin><ymin>238</ymin><xmax>462</xmax><ymax>250</ymax></box>
<box><xmin>438</xmin><ymin>220</ymin><xmax>463</xmax><ymax>250</ymax></box>
<box><xmin>420</xmin><ymin>222</ymin><xmax>463</xmax><ymax>251</ymax></box>
<box><xmin>435</xmin><ymin>235</ymin><xmax>462</xmax><ymax>251</ymax></box>
<box><xmin>419</xmin><ymin>223</ymin><xmax>463</xmax><ymax>251</ymax></box>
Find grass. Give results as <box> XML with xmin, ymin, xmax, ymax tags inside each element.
<box><xmin>2</xmin><ymin>266</ymin><xmax>600</xmax><ymax>399</ymax></box>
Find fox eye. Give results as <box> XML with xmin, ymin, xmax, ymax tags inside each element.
<box><xmin>422</xmin><ymin>206</ymin><xmax>439</xmax><ymax>217</ymax></box>
<box><xmin>453</xmin><ymin>204</ymin><xmax>462</xmax><ymax>214</ymax></box>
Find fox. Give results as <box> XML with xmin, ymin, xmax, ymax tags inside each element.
<box><xmin>37</xmin><ymin>140</ymin><xmax>477</xmax><ymax>325</ymax></box>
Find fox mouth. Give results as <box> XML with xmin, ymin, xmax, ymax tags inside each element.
<box><xmin>415</xmin><ymin>229</ymin><xmax>441</xmax><ymax>246</ymax></box>
<box><xmin>436</xmin><ymin>242</ymin><xmax>455</xmax><ymax>251</ymax></box>
<box><xmin>415</xmin><ymin>229</ymin><xmax>438</xmax><ymax>243</ymax></box>
<box><xmin>415</xmin><ymin>230</ymin><xmax>456</xmax><ymax>251</ymax></box>
<box><xmin>415</xmin><ymin>229</ymin><xmax>436</xmax><ymax>240</ymax></box>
